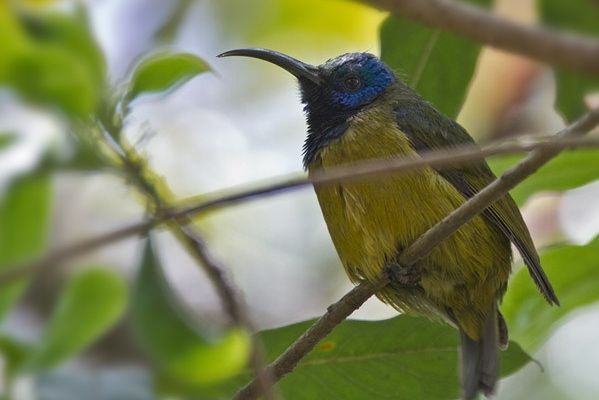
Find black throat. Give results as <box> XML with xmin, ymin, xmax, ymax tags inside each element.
<box><xmin>300</xmin><ymin>82</ymin><xmax>355</xmax><ymax>169</ymax></box>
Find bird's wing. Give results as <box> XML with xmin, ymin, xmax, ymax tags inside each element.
<box><xmin>394</xmin><ymin>101</ymin><xmax>559</xmax><ymax>305</ymax></box>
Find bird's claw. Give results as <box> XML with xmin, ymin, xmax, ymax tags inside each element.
<box><xmin>386</xmin><ymin>262</ymin><xmax>421</xmax><ymax>287</ymax></box>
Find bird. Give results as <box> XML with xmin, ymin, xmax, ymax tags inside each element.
<box><xmin>218</xmin><ymin>48</ymin><xmax>559</xmax><ymax>399</ymax></box>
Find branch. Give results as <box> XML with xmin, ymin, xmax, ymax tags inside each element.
<box><xmin>232</xmin><ymin>107</ymin><xmax>599</xmax><ymax>399</ymax></box>
<box><xmin>362</xmin><ymin>0</ymin><xmax>599</xmax><ymax>76</ymax></box>
<box><xmin>2</xmin><ymin>134</ymin><xmax>599</xmax><ymax>287</ymax></box>
<box><xmin>98</xmin><ymin>117</ymin><xmax>277</xmax><ymax>399</ymax></box>
<box><xmin>232</xmin><ymin>277</ymin><xmax>388</xmax><ymax>400</ymax></box>
<box><xmin>169</xmin><ymin>223</ymin><xmax>276</xmax><ymax>399</ymax></box>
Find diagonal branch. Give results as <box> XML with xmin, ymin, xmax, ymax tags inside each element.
<box><xmin>232</xmin><ymin>277</ymin><xmax>389</xmax><ymax>400</ymax></box>
<box><xmin>232</xmin><ymin>107</ymin><xmax>599</xmax><ymax>399</ymax></box>
<box><xmin>361</xmin><ymin>0</ymin><xmax>599</xmax><ymax>76</ymax></box>
<box><xmin>168</xmin><ymin>222</ymin><xmax>276</xmax><ymax>399</ymax></box>
<box><xmin>2</xmin><ymin>134</ymin><xmax>599</xmax><ymax>287</ymax></box>
<box><xmin>97</xmin><ymin>117</ymin><xmax>277</xmax><ymax>400</ymax></box>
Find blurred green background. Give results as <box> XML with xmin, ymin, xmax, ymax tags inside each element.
<box><xmin>1</xmin><ymin>0</ymin><xmax>599</xmax><ymax>399</ymax></box>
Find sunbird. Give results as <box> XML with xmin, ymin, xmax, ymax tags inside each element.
<box><xmin>219</xmin><ymin>48</ymin><xmax>559</xmax><ymax>399</ymax></box>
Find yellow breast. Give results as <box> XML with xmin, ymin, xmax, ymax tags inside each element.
<box><xmin>307</xmin><ymin>103</ymin><xmax>511</xmax><ymax>333</ymax></box>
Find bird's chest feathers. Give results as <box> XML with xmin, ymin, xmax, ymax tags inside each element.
<box><xmin>308</xmin><ymin>108</ymin><xmax>456</xmax><ymax>278</ymax></box>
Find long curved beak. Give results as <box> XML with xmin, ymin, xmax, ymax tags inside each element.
<box><xmin>217</xmin><ymin>48</ymin><xmax>322</xmax><ymax>85</ymax></box>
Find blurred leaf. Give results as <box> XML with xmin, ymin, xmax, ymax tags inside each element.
<box><xmin>126</xmin><ymin>52</ymin><xmax>210</xmax><ymax>102</ymax></box>
<box><xmin>0</xmin><ymin>132</ymin><xmax>17</xmax><ymax>151</ymax></box>
<box><xmin>0</xmin><ymin>334</ymin><xmax>32</xmax><ymax>382</ymax></box>
<box><xmin>25</xmin><ymin>268</ymin><xmax>127</xmax><ymax>370</ymax></box>
<box><xmin>17</xmin><ymin>0</ymin><xmax>60</xmax><ymax>8</ymax></box>
<box><xmin>0</xmin><ymin>8</ymin><xmax>105</xmax><ymax>117</ymax></box>
<box><xmin>7</xmin><ymin>47</ymin><xmax>98</xmax><ymax>117</ymax></box>
<box><xmin>503</xmin><ymin>236</ymin><xmax>599</xmax><ymax>350</ymax></box>
<box><xmin>20</xmin><ymin>8</ymin><xmax>106</xmax><ymax>87</ymax></box>
<box><xmin>187</xmin><ymin>315</ymin><xmax>531</xmax><ymax>399</ymax></box>
<box><xmin>488</xmin><ymin>148</ymin><xmax>599</xmax><ymax>205</ymax></box>
<box><xmin>131</xmin><ymin>240</ymin><xmax>250</xmax><ymax>385</ymax></box>
<box><xmin>0</xmin><ymin>174</ymin><xmax>51</xmax><ymax>320</ymax></box>
<box><xmin>0</xmin><ymin>11</ymin><xmax>31</xmax><ymax>80</ymax></box>
<box><xmin>540</xmin><ymin>0</ymin><xmax>599</xmax><ymax>121</ymax></box>
<box><xmin>243</xmin><ymin>0</ymin><xmax>384</xmax><ymax>47</ymax></box>
<box><xmin>54</xmin><ymin>140</ymin><xmax>108</xmax><ymax>171</ymax></box>
<box><xmin>26</xmin><ymin>5</ymin><xmax>106</xmax><ymax>83</ymax></box>
<box><xmin>380</xmin><ymin>0</ymin><xmax>491</xmax><ymax>118</ymax></box>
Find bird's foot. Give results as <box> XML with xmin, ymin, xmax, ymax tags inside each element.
<box><xmin>386</xmin><ymin>262</ymin><xmax>421</xmax><ymax>287</ymax></box>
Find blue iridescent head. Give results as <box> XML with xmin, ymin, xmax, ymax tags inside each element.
<box><xmin>318</xmin><ymin>52</ymin><xmax>396</xmax><ymax>109</ymax></box>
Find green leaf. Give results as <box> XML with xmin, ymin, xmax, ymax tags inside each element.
<box><xmin>540</xmin><ymin>0</ymin><xmax>599</xmax><ymax>121</ymax></box>
<box><xmin>0</xmin><ymin>334</ymin><xmax>32</xmax><ymax>380</ymax></box>
<box><xmin>0</xmin><ymin>132</ymin><xmax>17</xmax><ymax>151</ymax></box>
<box><xmin>24</xmin><ymin>268</ymin><xmax>127</xmax><ymax>370</ymax></box>
<box><xmin>503</xmin><ymin>236</ymin><xmax>599</xmax><ymax>350</ymax></box>
<box><xmin>20</xmin><ymin>8</ymin><xmax>106</xmax><ymax>88</ymax></box>
<box><xmin>0</xmin><ymin>174</ymin><xmax>52</xmax><ymax>320</ymax></box>
<box><xmin>0</xmin><ymin>9</ymin><xmax>105</xmax><ymax>118</ymax></box>
<box><xmin>131</xmin><ymin>239</ymin><xmax>250</xmax><ymax>385</ymax></box>
<box><xmin>269</xmin><ymin>317</ymin><xmax>529</xmax><ymax>400</ymax></box>
<box><xmin>126</xmin><ymin>52</ymin><xmax>210</xmax><ymax>102</ymax></box>
<box><xmin>488</xmin><ymin>148</ymin><xmax>599</xmax><ymax>205</ymax></box>
<box><xmin>380</xmin><ymin>0</ymin><xmax>491</xmax><ymax>119</ymax></box>
<box><xmin>186</xmin><ymin>315</ymin><xmax>531</xmax><ymax>399</ymax></box>
<box><xmin>7</xmin><ymin>47</ymin><xmax>98</xmax><ymax>117</ymax></box>
<box><xmin>0</xmin><ymin>11</ymin><xmax>31</xmax><ymax>81</ymax></box>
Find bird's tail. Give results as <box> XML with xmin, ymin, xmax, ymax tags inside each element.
<box><xmin>459</xmin><ymin>304</ymin><xmax>502</xmax><ymax>400</ymax></box>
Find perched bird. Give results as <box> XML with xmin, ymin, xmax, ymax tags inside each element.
<box><xmin>218</xmin><ymin>48</ymin><xmax>559</xmax><ymax>399</ymax></box>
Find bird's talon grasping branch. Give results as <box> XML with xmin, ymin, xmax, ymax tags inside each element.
<box><xmin>386</xmin><ymin>262</ymin><xmax>422</xmax><ymax>287</ymax></box>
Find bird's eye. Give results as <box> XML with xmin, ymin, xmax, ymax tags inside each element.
<box><xmin>343</xmin><ymin>76</ymin><xmax>362</xmax><ymax>92</ymax></box>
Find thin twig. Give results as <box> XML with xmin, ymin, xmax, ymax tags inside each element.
<box><xmin>2</xmin><ymin>134</ymin><xmax>599</xmax><ymax>287</ymax></box>
<box><xmin>232</xmin><ymin>108</ymin><xmax>599</xmax><ymax>399</ymax></box>
<box><xmin>363</xmin><ymin>0</ymin><xmax>599</xmax><ymax>76</ymax></box>
<box><xmin>170</xmin><ymin>223</ymin><xmax>276</xmax><ymax>399</ymax></box>
<box><xmin>101</xmin><ymin>118</ymin><xmax>277</xmax><ymax>400</ymax></box>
